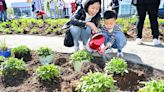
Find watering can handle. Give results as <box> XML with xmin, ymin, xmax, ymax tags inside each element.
<box><xmin>97</xmin><ymin>47</ymin><xmax>103</xmax><ymax>55</ymax></box>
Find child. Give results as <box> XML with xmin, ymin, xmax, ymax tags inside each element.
<box><xmin>99</xmin><ymin>10</ymin><xmax>127</xmax><ymax>57</ymax></box>
<box><xmin>35</xmin><ymin>10</ymin><xmax>47</xmax><ymax>20</ymax></box>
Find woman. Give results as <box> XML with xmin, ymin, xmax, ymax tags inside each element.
<box><xmin>69</xmin><ymin>0</ymin><xmax>101</xmax><ymax>51</ymax></box>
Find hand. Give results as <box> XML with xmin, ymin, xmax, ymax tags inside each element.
<box><xmin>86</xmin><ymin>22</ymin><xmax>98</xmax><ymax>33</ymax></box>
<box><xmin>98</xmin><ymin>48</ymin><xmax>105</xmax><ymax>55</ymax></box>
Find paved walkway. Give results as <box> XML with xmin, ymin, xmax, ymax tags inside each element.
<box><xmin>0</xmin><ymin>35</ymin><xmax>164</xmax><ymax>70</ymax></box>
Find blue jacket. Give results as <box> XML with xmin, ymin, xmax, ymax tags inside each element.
<box><xmin>101</xmin><ymin>24</ymin><xmax>125</xmax><ymax>45</ymax></box>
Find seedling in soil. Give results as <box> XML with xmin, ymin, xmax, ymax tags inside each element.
<box><xmin>36</xmin><ymin>64</ymin><xmax>59</xmax><ymax>81</ymax></box>
<box><xmin>76</xmin><ymin>72</ymin><xmax>116</xmax><ymax>92</ymax></box>
<box><xmin>30</xmin><ymin>27</ymin><xmax>39</xmax><ymax>34</ymax></box>
<box><xmin>37</xmin><ymin>47</ymin><xmax>53</xmax><ymax>57</ymax></box>
<box><xmin>11</xmin><ymin>45</ymin><xmax>32</xmax><ymax>62</ymax></box>
<box><xmin>70</xmin><ymin>50</ymin><xmax>94</xmax><ymax>72</ymax></box>
<box><xmin>104</xmin><ymin>58</ymin><xmax>128</xmax><ymax>76</ymax></box>
<box><xmin>0</xmin><ymin>56</ymin><xmax>6</xmax><ymax>63</ymax></box>
<box><xmin>70</xmin><ymin>50</ymin><xmax>93</xmax><ymax>62</ymax></box>
<box><xmin>139</xmin><ymin>80</ymin><xmax>164</xmax><ymax>92</ymax></box>
<box><xmin>3</xmin><ymin>28</ymin><xmax>11</xmax><ymax>34</ymax></box>
<box><xmin>1</xmin><ymin>57</ymin><xmax>27</xmax><ymax>76</ymax></box>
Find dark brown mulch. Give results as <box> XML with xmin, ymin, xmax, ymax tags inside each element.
<box><xmin>126</xmin><ymin>25</ymin><xmax>164</xmax><ymax>42</ymax></box>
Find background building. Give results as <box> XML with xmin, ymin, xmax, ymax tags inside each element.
<box><xmin>5</xmin><ymin>0</ymin><xmax>164</xmax><ymax>18</ymax></box>
<box><xmin>11</xmin><ymin>2</ymin><xmax>32</xmax><ymax>18</ymax></box>
<box><xmin>102</xmin><ymin>0</ymin><xmax>164</xmax><ymax>17</ymax></box>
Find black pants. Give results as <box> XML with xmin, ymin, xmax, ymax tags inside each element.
<box><xmin>136</xmin><ymin>4</ymin><xmax>159</xmax><ymax>39</ymax></box>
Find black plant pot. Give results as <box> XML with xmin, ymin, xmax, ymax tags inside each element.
<box><xmin>14</xmin><ymin>52</ymin><xmax>32</xmax><ymax>62</ymax></box>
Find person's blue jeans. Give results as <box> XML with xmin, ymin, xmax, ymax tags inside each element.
<box><xmin>50</xmin><ymin>9</ymin><xmax>56</xmax><ymax>18</ymax></box>
<box><xmin>104</xmin><ymin>31</ymin><xmax>127</xmax><ymax>52</ymax></box>
<box><xmin>0</xmin><ymin>10</ymin><xmax>7</xmax><ymax>22</ymax></box>
<box><xmin>70</xmin><ymin>26</ymin><xmax>91</xmax><ymax>50</ymax></box>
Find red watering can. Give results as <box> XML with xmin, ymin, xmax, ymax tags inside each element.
<box><xmin>88</xmin><ymin>33</ymin><xmax>105</xmax><ymax>52</ymax></box>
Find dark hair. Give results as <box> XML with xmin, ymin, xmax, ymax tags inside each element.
<box><xmin>84</xmin><ymin>0</ymin><xmax>101</xmax><ymax>13</ymax></box>
<box><xmin>104</xmin><ymin>10</ymin><xmax>116</xmax><ymax>19</ymax></box>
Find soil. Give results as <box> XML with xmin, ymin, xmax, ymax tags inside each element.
<box><xmin>126</xmin><ymin>24</ymin><xmax>164</xmax><ymax>42</ymax></box>
<box><xmin>0</xmin><ymin>52</ymin><xmax>164</xmax><ymax>92</ymax></box>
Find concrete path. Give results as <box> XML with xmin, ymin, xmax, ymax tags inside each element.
<box><xmin>0</xmin><ymin>35</ymin><xmax>164</xmax><ymax>70</ymax></box>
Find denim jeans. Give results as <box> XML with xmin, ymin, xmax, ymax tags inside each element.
<box><xmin>70</xmin><ymin>26</ymin><xmax>91</xmax><ymax>50</ymax></box>
<box><xmin>136</xmin><ymin>4</ymin><xmax>159</xmax><ymax>39</ymax></box>
<box><xmin>0</xmin><ymin>10</ymin><xmax>7</xmax><ymax>22</ymax></box>
<box><xmin>104</xmin><ymin>31</ymin><xmax>127</xmax><ymax>52</ymax></box>
<box><xmin>50</xmin><ymin>9</ymin><xmax>56</xmax><ymax>18</ymax></box>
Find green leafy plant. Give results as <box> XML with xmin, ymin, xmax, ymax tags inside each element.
<box><xmin>104</xmin><ymin>58</ymin><xmax>128</xmax><ymax>76</ymax></box>
<box><xmin>11</xmin><ymin>20</ymin><xmax>19</xmax><ymax>26</ymax></box>
<box><xmin>36</xmin><ymin>64</ymin><xmax>59</xmax><ymax>81</ymax></box>
<box><xmin>76</xmin><ymin>72</ymin><xmax>116</xmax><ymax>92</ymax></box>
<box><xmin>70</xmin><ymin>50</ymin><xmax>93</xmax><ymax>62</ymax></box>
<box><xmin>0</xmin><ymin>27</ymin><xmax>4</xmax><ymax>32</ymax></box>
<box><xmin>0</xmin><ymin>56</ymin><xmax>6</xmax><ymax>64</ymax></box>
<box><xmin>0</xmin><ymin>38</ymin><xmax>8</xmax><ymax>51</ymax></box>
<box><xmin>11</xmin><ymin>45</ymin><xmax>32</xmax><ymax>62</ymax></box>
<box><xmin>30</xmin><ymin>27</ymin><xmax>39</xmax><ymax>34</ymax></box>
<box><xmin>45</xmin><ymin>19</ymin><xmax>51</xmax><ymax>25</ymax></box>
<box><xmin>0</xmin><ymin>22</ymin><xmax>9</xmax><ymax>28</ymax></box>
<box><xmin>14</xmin><ymin>27</ymin><xmax>24</xmax><ymax>33</ymax></box>
<box><xmin>53</xmin><ymin>28</ymin><xmax>61</xmax><ymax>33</ymax></box>
<box><xmin>12</xmin><ymin>45</ymin><xmax>31</xmax><ymax>56</ymax></box>
<box><xmin>45</xmin><ymin>27</ymin><xmax>53</xmax><ymax>34</ymax></box>
<box><xmin>3</xmin><ymin>28</ymin><xmax>11</xmax><ymax>34</ymax></box>
<box><xmin>12</xmin><ymin>26</ymin><xmax>18</xmax><ymax>31</ymax></box>
<box><xmin>36</xmin><ymin>19</ymin><xmax>44</xmax><ymax>27</ymax></box>
<box><xmin>37</xmin><ymin>47</ymin><xmax>53</xmax><ymax>57</ymax></box>
<box><xmin>0</xmin><ymin>69</ymin><xmax>2</xmax><ymax>75</ymax></box>
<box><xmin>139</xmin><ymin>80</ymin><xmax>164</xmax><ymax>92</ymax></box>
<box><xmin>1</xmin><ymin>57</ymin><xmax>26</xmax><ymax>76</ymax></box>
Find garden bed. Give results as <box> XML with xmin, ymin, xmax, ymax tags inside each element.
<box><xmin>0</xmin><ymin>18</ymin><xmax>164</xmax><ymax>42</ymax></box>
<box><xmin>0</xmin><ymin>52</ymin><xmax>164</xmax><ymax>92</ymax></box>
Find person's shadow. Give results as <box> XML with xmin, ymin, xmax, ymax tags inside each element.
<box><xmin>140</xmin><ymin>43</ymin><xmax>164</xmax><ymax>48</ymax></box>
<box><xmin>92</xmin><ymin>52</ymin><xmax>143</xmax><ymax>64</ymax></box>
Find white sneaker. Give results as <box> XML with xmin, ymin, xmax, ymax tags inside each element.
<box><xmin>136</xmin><ymin>38</ymin><xmax>142</xmax><ymax>45</ymax></box>
<box><xmin>117</xmin><ymin>52</ymin><xmax>124</xmax><ymax>57</ymax></box>
<box><xmin>153</xmin><ymin>39</ymin><xmax>161</xmax><ymax>46</ymax></box>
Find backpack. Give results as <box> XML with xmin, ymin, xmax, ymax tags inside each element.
<box><xmin>64</xmin><ymin>29</ymin><xmax>74</xmax><ymax>47</ymax></box>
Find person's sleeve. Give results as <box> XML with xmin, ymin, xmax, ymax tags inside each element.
<box><xmin>69</xmin><ymin>7</ymin><xmax>86</xmax><ymax>27</ymax></box>
<box><xmin>94</xmin><ymin>15</ymin><xmax>101</xmax><ymax>27</ymax></box>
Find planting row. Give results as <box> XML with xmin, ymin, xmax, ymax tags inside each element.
<box><xmin>0</xmin><ymin>18</ymin><xmax>68</xmax><ymax>35</ymax></box>
<box><xmin>0</xmin><ymin>18</ymin><xmax>164</xmax><ymax>36</ymax></box>
<box><xmin>0</xmin><ymin>45</ymin><xmax>164</xmax><ymax>91</ymax></box>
